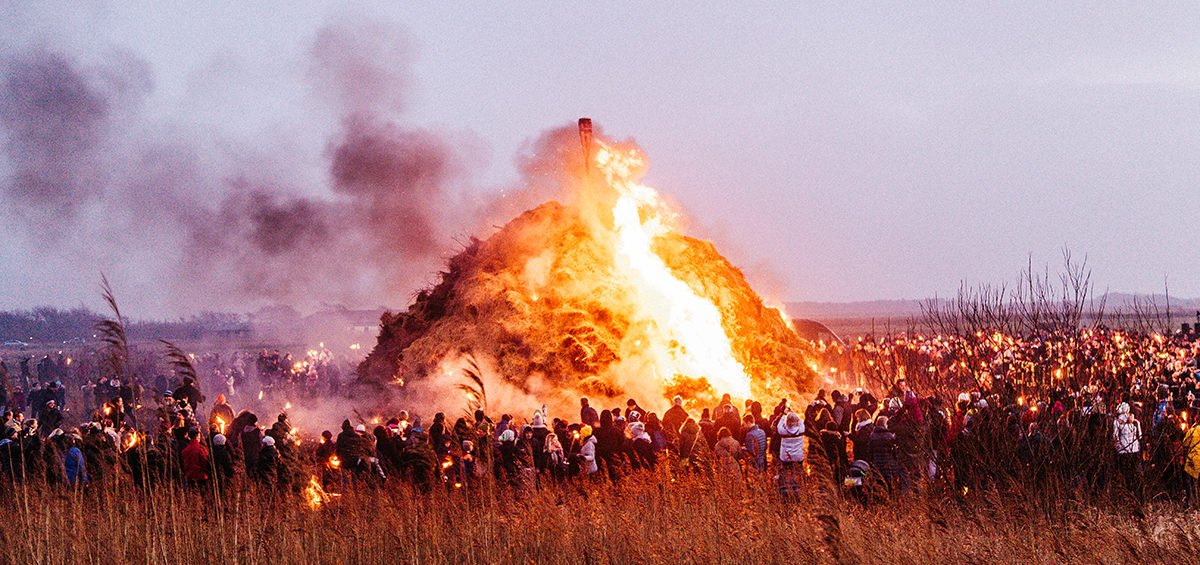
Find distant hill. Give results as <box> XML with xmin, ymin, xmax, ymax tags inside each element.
<box><xmin>786</xmin><ymin>300</ymin><xmax>926</xmax><ymax>320</ymax></box>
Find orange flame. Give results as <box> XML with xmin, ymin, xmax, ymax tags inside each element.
<box><xmin>595</xmin><ymin>144</ymin><xmax>751</xmax><ymax>398</ymax></box>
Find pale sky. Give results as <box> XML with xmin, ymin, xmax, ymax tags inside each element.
<box><xmin>2</xmin><ymin>2</ymin><xmax>1198</xmax><ymax>317</ymax></box>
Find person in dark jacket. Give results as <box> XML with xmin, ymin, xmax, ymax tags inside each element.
<box><xmin>699</xmin><ymin>409</ymin><xmax>718</xmax><ymax>447</ymax></box>
<box><xmin>713</xmin><ymin>394</ymin><xmax>740</xmax><ymax>439</ymax></box>
<box><xmin>429</xmin><ymin>413</ymin><xmax>448</xmax><ymax>457</ymax></box>
<box><xmin>335</xmin><ymin>420</ymin><xmax>368</xmax><ymax>475</ymax></box>
<box><xmin>580</xmin><ymin>398</ymin><xmax>599</xmax><ymax>428</ymax></box>
<box><xmin>173</xmin><ymin>377</ymin><xmax>205</xmax><ymax>412</ymax></box>
<box><xmin>850</xmin><ymin>409</ymin><xmax>875</xmax><ymax>462</ymax></box>
<box><xmin>39</xmin><ymin>399</ymin><xmax>63</xmax><ymax>434</ymax></box>
<box><xmin>594</xmin><ymin>410</ymin><xmax>625</xmax><ymax>482</ymax></box>
<box><xmin>211</xmin><ymin>433</ymin><xmax>235</xmax><ymax>485</ymax></box>
<box><xmin>678</xmin><ymin>418</ymin><xmax>711</xmax><ymax>475</ymax></box>
<box><xmin>240</xmin><ymin>414</ymin><xmax>262</xmax><ymax>473</ymax></box>
<box><xmin>255</xmin><ymin>436</ymin><xmax>279</xmax><ymax>487</ymax></box>
<box><xmin>821</xmin><ymin>420</ymin><xmax>848</xmax><ymax>481</ymax></box>
<box><xmin>868</xmin><ymin>416</ymin><xmax>902</xmax><ymax>493</ymax></box>
<box><xmin>662</xmin><ymin>396</ymin><xmax>689</xmax><ymax>441</ymax></box>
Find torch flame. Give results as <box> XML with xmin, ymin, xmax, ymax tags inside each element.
<box><xmin>304</xmin><ymin>476</ymin><xmax>339</xmax><ymax>510</ymax></box>
<box><xmin>596</xmin><ymin>144</ymin><xmax>751</xmax><ymax>398</ymax></box>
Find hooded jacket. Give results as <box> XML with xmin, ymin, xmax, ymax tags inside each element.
<box><xmin>776</xmin><ymin>413</ymin><xmax>806</xmax><ymax>463</ymax></box>
<box><xmin>579</xmin><ymin>435</ymin><xmax>598</xmax><ymax>474</ymax></box>
<box><xmin>181</xmin><ymin>439</ymin><xmax>210</xmax><ymax>481</ymax></box>
<box><xmin>1112</xmin><ymin>403</ymin><xmax>1142</xmax><ymax>455</ymax></box>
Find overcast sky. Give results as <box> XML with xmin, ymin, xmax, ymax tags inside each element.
<box><xmin>2</xmin><ymin>2</ymin><xmax>1198</xmax><ymax>317</ymax></box>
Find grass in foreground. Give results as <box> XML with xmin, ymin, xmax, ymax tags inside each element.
<box><xmin>2</xmin><ymin>470</ymin><xmax>1199</xmax><ymax>565</ymax></box>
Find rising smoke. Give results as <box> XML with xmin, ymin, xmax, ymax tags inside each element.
<box><xmin>0</xmin><ymin>19</ymin><xmax>486</xmax><ymax>316</ymax></box>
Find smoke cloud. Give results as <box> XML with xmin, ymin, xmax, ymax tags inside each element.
<box><xmin>0</xmin><ymin>20</ymin><xmax>484</xmax><ymax>316</ymax></box>
<box><xmin>0</xmin><ymin>48</ymin><xmax>151</xmax><ymax>242</ymax></box>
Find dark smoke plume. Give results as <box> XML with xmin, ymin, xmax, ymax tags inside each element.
<box><xmin>0</xmin><ymin>49</ymin><xmax>133</xmax><ymax>240</ymax></box>
<box><xmin>0</xmin><ymin>19</ymin><xmax>479</xmax><ymax>315</ymax></box>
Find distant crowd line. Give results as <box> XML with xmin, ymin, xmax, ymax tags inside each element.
<box><xmin>0</xmin><ymin>327</ymin><xmax>1198</xmax><ymax>509</ymax></box>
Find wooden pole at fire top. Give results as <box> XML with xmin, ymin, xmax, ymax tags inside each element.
<box><xmin>578</xmin><ymin>118</ymin><xmax>593</xmax><ymax>175</ymax></box>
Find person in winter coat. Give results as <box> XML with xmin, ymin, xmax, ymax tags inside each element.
<box><xmin>713</xmin><ymin>394</ymin><xmax>740</xmax><ymax>439</ymax></box>
<box><xmin>678</xmin><ymin>418</ymin><xmax>711</xmax><ymax>475</ymax></box>
<box><xmin>661</xmin><ymin>396</ymin><xmax>689</xmax><ymax>441</ymax></box>
<box><xmin>1112</xmin><ymin>402</ymin><xmax>1143</xmax><ymax>498</ymax></box>
<box><xmin>699</xmin><ymin>409</ymin><xmax>718</xmax><ymax>447</ymax></box>
<box><xmin>580</xmin><ymin>398</ymin><xmax>599</xmax><ymax>428</ymax></box>
<box><xmin>891</xmin><ymin>398</ymin><xmax>928</xmax><ymax>488</ymax></box>
<box><xmin>496</xmin><ymin>428</ymin><xmax>518</xmax><ymax>481</ymax></box>
<box><xmin>741</xmin><ymin>415</ymin><xmax>767</xmax><ymax>472</ymax></box>
<box><xmin>181</xmin><ymin>429</ymin><xmax>210</xmax><ymax>488</ymax></box>
<box><xmin>868</xmin><ymin>416</ymin><xmax>902</xmax><ymax>493</ymax></box>
<box><xmin>544</xmin><ymin>432</ymin><xmax>567</xmax><ymax>482</ymax></box>
<box><xmin>627</xmin><ymin>421</ymin><xmax>656</xmax><ymax>471</ymax></box>
<box><xmin>429</xmin><ymin>412</ymin><xmax>448</xmax><ymax>457</ymax></box>
<box><xmin>1183</xmin><ymin>416</ymin><xmax>1200</xmax><ymax>507</ymax></box>
<box><xmin>39</xmin><ymin>399</ymin><xmax>63</xmax><ymax>435</ymax></box>
<box><xmin>776</xmin><ymin>411</ymin><xmax>806</xmax><ymax>468</ymax></box>
<box><xmin>62</xmin><ymin>435</ymin><xmax>87</xmax><ymax>487</ymax></box>
<box><xmin>594</xmin><ymin>410</ymin><xmax>625</xmax><ymax>482</ymax></box>
<box><xmin>211</xmin><ymin>434</ymin><xmax>235</xmax><ymax>485</ymax></box>
<box><xmin>644</xmin><ymin>413</ymin><xmax>668</xmax><ymax>453</ymax></box>
<box><xmin>256</xmin><ymin>436</ymin><xmax>279</xmax><ymax>487</ymax></box>
<box><xmin>713</xmin><ymin>427</ymin><xmax>744</xmax><ymax>481</ymax></box>
<box><xmin>578</xmin><ymin>426</ymin><xmax>599</xmax><ymax>477</ymax></box>
<box><xmin>173</xmin><ymin>377</ymin><xmax>205</xmax><ymax>412</ymax></box>
<box><xmin>821</xmin><ymin>420</ymin><xmax>848</xmax><ymax>481</ymax></box>
<box><xmin>208</xmin><ymin>394</ymin><xmax>235</xmax><ymax>436</ymax></box>
<box><xmin>240</xmin><ymin>415</ymin><xmax>262</xmax><ymax>473</ymax></box>
<box><xmin>530</xmin><ymin>410</ymin><xmax>552</xmax><ymax>471</ymax></box>
<box><xmin>336</xmin><ymin>420</ymin><xmax>372</xmax><ymax>477</ymax></box>
<box><xmin>850</xmin><ymin>409</ymin><xmax>875</xmax><ymax>462</ymax></box>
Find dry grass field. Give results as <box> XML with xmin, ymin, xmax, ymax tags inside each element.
<box><xmin>3</xmin><ymin>466</ymin><xmax>1199</xmax><ymax>565</ymax></box>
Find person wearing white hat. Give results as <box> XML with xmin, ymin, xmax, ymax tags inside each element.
<box><xmin>256</xmin><ymin>435</ymin><xmax>279</xmax><ymax>486</ymax></box>
<box><xmin>1113</xmin><ymin>402</ymin><xmax>1143</xmax><ymax>500</ymax></box>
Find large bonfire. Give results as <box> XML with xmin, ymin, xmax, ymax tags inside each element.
<box><xmin>359</xmin><ymin>120</ymin><xmax>816</xmax><ymax>412</ymax></box>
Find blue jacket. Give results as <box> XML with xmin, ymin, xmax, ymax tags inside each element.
<box><xmin>743</xmin><ymin>425</ymin><xmax>767</xmax><ymax>470</ymax></box>
<box><xmin>63</xmin><ymin>446</ymin><xmax>87</xmax><ymax>486</ymax></box>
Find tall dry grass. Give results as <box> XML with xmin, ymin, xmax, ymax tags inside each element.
<box><xmin>2</xmin><ymin>465</ymin><xmax>1199</xmax><ymax>565</ymax></box>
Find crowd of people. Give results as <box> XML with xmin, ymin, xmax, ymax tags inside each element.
<box><xmin>0</xmin><ymin>326</ymin><xmax>1198</xmax><ymax>510</ymax></box>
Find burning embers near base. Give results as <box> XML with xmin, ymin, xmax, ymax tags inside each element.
<box><xmin>358</xmin><ymin>119</ymin><xmax>816</xmax><ymax>412</ymax></box>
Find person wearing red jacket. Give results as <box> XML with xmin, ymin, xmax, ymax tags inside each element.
<box><xmin>181</xmin><ymin>429</ymin><xmax>210</xmax><ymax>489</ymax></box>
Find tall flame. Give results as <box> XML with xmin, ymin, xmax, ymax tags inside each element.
<box><xmin>595</xmin><ymin>144</ymin><xmax>752</xmax><ymax>398</ymax></box>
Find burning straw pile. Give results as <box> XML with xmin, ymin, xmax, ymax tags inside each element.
<box><xmin>359</xmin><ymin>120</ymin><xmax>816</xmax><ymax>411</ymax></box>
